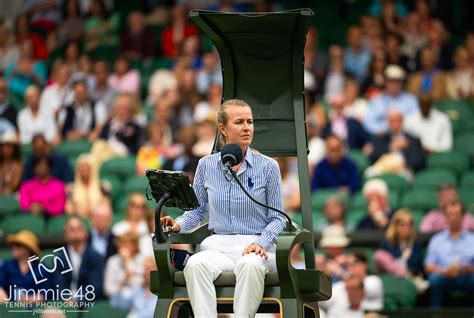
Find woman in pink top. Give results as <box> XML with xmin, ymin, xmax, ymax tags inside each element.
<box><xmin>107</xmin><ymin>55</ymin><xmax>140</xmax><ymax>96</ymax></box>
<box><xmin>19</xmin><ymin>156</ymin><xmax>66</xmax><ymax>218</ymax></box>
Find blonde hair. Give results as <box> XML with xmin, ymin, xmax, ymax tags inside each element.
<box><xmin>217</xmin><ymin>99</ymin><xmax>252</xmax><ymax>144</ymax></box>
<box><xmin>385</xmin><ymin>209</ymin><xmax>416</xmax><ymax>245</ymax></box>
<box><xmin>115</xmin><ymin>231</ymin><xmax>140</xmax><ymax>256</ymax></box>
<box><xmin>71</xmin><ymin>154</ymin><xmax>103</xmax><ymax>217</ymax></box>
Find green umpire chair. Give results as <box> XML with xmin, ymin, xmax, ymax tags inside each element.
<box><xmin>149</xmin><ymin>9</ymin><xmax>332</xmax><ymax>318</ymax></box>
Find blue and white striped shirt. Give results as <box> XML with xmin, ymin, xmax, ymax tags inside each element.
<box><xmin>175</xmin><ymin>148</ymin><xmax>286</xmax><ymax>251</ymax></box>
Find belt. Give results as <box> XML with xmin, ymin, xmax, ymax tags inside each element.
<box><xmin>210</xmin><ymin>230</ymin><xmax>261</xmax><ymax>235</ymax></box>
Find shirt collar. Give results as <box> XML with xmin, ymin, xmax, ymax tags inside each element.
<box><xmin>92</xmin><ymin>228</ymin><xmax>109</xmax><ymax>239</ymax></box>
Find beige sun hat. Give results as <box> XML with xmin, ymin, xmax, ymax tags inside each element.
<box><xmin>0</xmin><ymin>132</ymin><xmax>19</xmax><ymax>144</ymax></box>
<box><xmin>384</xmin><ymin>64</ymin><xmax>406</xmax><ymax>81</ymax></box>
<box><xmin>319</xmin><ymin>224</ymin><xmax>350</xmax><ymax>248</ymax></box>
<box><xmin>7</xmin><ymin>230</ymin><xmax>41</xmax><ymax>256</ymax></box>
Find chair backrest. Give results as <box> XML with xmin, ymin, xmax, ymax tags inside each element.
<box><xmin>189</xmin><ymin>9</ymin><xmax>315</xmax><ymax>269</ymax></box>
<box><xmin>413</xmin><ymin>168</ymin><xmax>457</xmax><ymax>191</ymax></box>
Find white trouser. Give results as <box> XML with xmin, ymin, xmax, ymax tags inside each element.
<box><xmin>183</xmin><ymin>234</ymin><xmax>276</xmax><ymax>318</ymax></box>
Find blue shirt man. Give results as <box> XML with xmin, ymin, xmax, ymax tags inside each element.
<box><xmin>344</xmin><ymin>25</ymin><xmax>372</xmax><ymax>82</ymax></box>
<box><xmin>424</xmin><ymin>201</ymin><xmax>474</xmax><ymax>308</ymax></box>
<box><xmin>364</xmin><ymin>65</ymin><xmax>419</xmax><ymax>134</ymax></box>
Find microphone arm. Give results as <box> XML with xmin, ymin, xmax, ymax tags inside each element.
<box><xmin>225</xmin><ymin>162</ymin><xmax>295</xmax><ymax>232</ymax></box>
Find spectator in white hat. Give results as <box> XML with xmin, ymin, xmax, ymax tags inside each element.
<box><xmin>364</xmin><ymin>64</ymin><xmax>419</xmax><ymax>134</ymax></box>
<box><xmin>316</xmin><ymin>224</ymin><xmax>351</xmax><ymax>283</ymax></box>
<box><xmin>357</xmin><ymin>178</ymin><xmax>393</xmax><ymax>230</ymax></box>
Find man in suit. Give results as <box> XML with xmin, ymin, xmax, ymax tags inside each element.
<box><xmin>322</xmin><ymin>93</ymin><xmax>369</xmax><ymax>150</ymax></box>
<box><xmin>55</xmin><ymin>216</ymin><xmax>104</xmax><ymax>300</ymax></box>
<box><xmin>369</xmin><ymin>109</ymin><xmax>425</xmax><ymax>172</ymax></box>
<box><xmin>89</xmin><ymin>200</ymin><xmax>117</xmax><ymax>262</ymax></box>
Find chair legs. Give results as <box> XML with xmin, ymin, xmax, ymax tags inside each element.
<box><xmin>154</xmin><ymin>298</ymin><xmax>321</xmax><ymax>318</ymax></box>
<box><xmin>154</xmin><ymin>299</ymin><xmax>174</xmax><ymax>318</ymax></box>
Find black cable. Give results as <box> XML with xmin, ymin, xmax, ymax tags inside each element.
<box><xmin>226</xmin><ymin>164</ymin><xmax>295</xmax><ymax>232</ymax></box>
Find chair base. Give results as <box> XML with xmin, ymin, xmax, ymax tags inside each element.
<box><xmin>154</xmin><ymin>297</ymin><xmax>320</xmax><ymax>318</ymax></box>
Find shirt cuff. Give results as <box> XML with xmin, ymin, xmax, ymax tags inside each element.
<box><xmin>253</xmin><ymin>237</ymin><xmax>272</xmax><ymax>252</ymax></box>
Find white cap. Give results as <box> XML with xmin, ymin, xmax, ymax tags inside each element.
<box><xmin>384</xmin><ymin>64</ymin><xmax>406</xmax><ymax>80</ymax></box>
<box><xmin>319</xmin><ymin>225</ymin><xmax>350</xmax><ymax>248</ymax></box>
<box><xmin>363</xmin><ymin>179</ymin><xmax>389</xmax><ymax>197</ymax></box>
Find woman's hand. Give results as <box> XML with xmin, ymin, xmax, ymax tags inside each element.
<box><xmin>242</xmin><ymin>243</ymin><xmax>268</xmax><ymax>260</ymax></box>
<box><xmin>160</xmin><ymin>216</ymin><xmax>181</xmax><ymax>232</ymax></box>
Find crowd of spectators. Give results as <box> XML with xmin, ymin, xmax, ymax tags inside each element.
<box><xmin>0</xmin><ymin>0</ymin><xmax>473</xmax><ymax>316</ymax></box>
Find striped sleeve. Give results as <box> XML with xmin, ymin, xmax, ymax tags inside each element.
<box><xmin>253</xmin><ymin>158</ymin><xmax>286</xmax><ymax>251</ymax></box>
<box><xmin>175</xmin><ymin>158</ymin><xmax>208</xmax><ymax>231</ymax></box>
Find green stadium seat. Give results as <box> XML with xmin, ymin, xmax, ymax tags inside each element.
<box><xmin>412</xmin><ymin>169</ymin><xmax>457</xmax><ymax>190</ymax></box>
<box><xmin>347</xmin><ymin>150</ymin><xmax>370</xmax><ymax>174</ymax></box>
<box><xmin>401</xmin><ymin>189</ymin><xmax>438</xmax><ymax>212</ymax></box>
<box><xmin>112</xmin><ymin>212</ymin><xmax>125</xmax><ymax>225</ymax></box>
<box><xmin>123</xmin><ymin>175</ymin><xmax>149</xmax><ymax>196</ymax></box>
<box><xmin>312</xmin><ymin>210</ymin><xmax>326</xmax><ymax>231</ymax></box>
<box><xmin>100</xmin><ymin>157</ymin><xmax>137</xmax><ymax>180</ymax></box>
<box><xmin>129</xmin><ymin>58</ymin><xmax>143</xmax><ymax>71</ymax></box>
<box><xmin>310</xmin><ymin>189</ymin><xmax>348</xmax><ymax>211</ymax></box>
<box><xmin>459</xmin><ymin>188</ymin><xmax>474</xmax><ymax>213</ymax></box>
<box><xmin>0</xmin><ymin>249</ymin><xmax>12</xmax><ymax>261</ymax></box>
<box><xmin>435</xmin><ymin>99</ymin><xmax>474</xmax><ymax>122</ymax></box>
<box><xmin>0</xmin><ymin>194</ymin><xmax>22</xmax><ymax>216</ymax></box>
<box><xmin>7</xmin><ymin>92</ymin><xmax>25</xmax><ymax>111</ymax></box>
<box><xmin>46</xmin><ymin>214</ymin><xmax>69</xmax><ymax>236</ymax></box>
<box><xmin>101</xmin><ymin>174</ymin><xmax>123</xmax><ymax>203</ymax></box>
<box><xmin>426</xmin><ymin>151</ymin><xmax>470</xmax><ymax>175</ymax></box>
<box><xmin>380</xmin><ymin>274</ymin><xmax>417</xmax><ymax>310</ymax></box>
<box><xmin>461</xmin><ymin>119</ymin><xmax>474</xmax><ymax>133</ymax></box>
<box><xmin>350</xmin><ymin>192</ymin><xmax>400</xmax><ymax>211</ymax></box>
<box><xmin>290</xmin><ymin>211</ymin><xmax>302</xmax><ymax>226</ymax></box>
<box><xmin>365</xmin><ymin>174</ymin><xmax>408</xmax><ymax>195</ymax></box>
<box><xmin>89</xmin><ymin>45</ymin><xmax>119</xmax><ymax>61</ymax></box>
<box><xmin>21</xmin><ymin>144</ymin><xmax>32</xmax><ymax>159</ymax></box>
<box><xmin>454</xmin><ymin>132</ymin><xmax>474</xmax><ymax>157</ymax></box>
<box><xmin>346</xmin><ymin>209</ymin><xmax>367</xmax><ymax>231</ymax></box>
<box><xmin>2</xmin><ymin>214</ymin><xmax>45</xmax><ymax>236</ymax></box>
<box><xmin>55</xmin><ymin>139</ymin><xmax>92</xmax><ymax>160</ymax></box>
<box><xmin>460</xmin><ymin>171</ymin><xmax>474</xmax><ymax>188</ymax></box>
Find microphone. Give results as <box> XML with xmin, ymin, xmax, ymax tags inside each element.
<box><xmin>220</xmin><ymin>144</ymin><xmax>295</xmax><ymax>231</ymax></box>
<box><xmin>221</xmin><ymin>144</ymin><xmax>243</xmax><ymax>167</ymax></box>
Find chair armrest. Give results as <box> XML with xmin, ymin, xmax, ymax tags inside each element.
<box><xmin>275</xmin><ymin>225</ymin><xmax>314</xmax><ymax>299</ymax></box>
<box><xmin>168</xmin><ymin>223</ymin><xmax>212</xmax><ymax>244</ymax></box>
<box><xmin>152</xmin><ymin>223</ymin><xmax>212</xmax><ymax>298</ymax></box>
<box><xmin>274</xmin><ymin>224</ymin><xmax>333</xmax><ymax>301</ymax></box>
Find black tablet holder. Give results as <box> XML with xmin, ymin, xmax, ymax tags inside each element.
<box><xmin>145</xmin><ymin>169</ymin><xmax>199</xmax><ymax>243</ymax></box>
